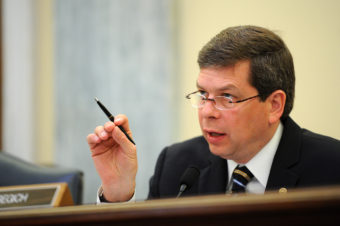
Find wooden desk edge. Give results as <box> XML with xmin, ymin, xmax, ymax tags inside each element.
<box><xmin>1</xmin><ymin>185</ymin><xmax>340</xmax><ymax>225</ymax></box>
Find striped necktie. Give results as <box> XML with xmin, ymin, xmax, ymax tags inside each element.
<box><xmin>231</xmin><ymin>165</ymin><xmax>254</xmax><ymax>193</ymax></box>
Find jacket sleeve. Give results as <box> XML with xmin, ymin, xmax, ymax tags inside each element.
<box><xmin>147</xmin><ymin>147</ymin><xmax>168</xmax><ymax>199</ymax></box>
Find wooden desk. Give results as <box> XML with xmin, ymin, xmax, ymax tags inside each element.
<box><xmin>1</xmin><ymin>186</ymin><xmax>340</xmax><ymax>225</ymax></box>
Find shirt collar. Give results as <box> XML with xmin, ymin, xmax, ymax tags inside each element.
<box><xmin>227</xmin><ymin>122</ymin><xmax>283</xmax><ymax>187</ymax></box>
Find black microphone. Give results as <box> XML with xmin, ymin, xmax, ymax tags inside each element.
<box><xmin>177</xmin><ymin>166</ymin><xmax>200</xmax><ymax>198</ymax></box>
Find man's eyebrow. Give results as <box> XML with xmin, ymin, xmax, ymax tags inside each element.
<box><xmin>196</xmin><ymin>82</ymin><xmax>238</xmax><ymax>91</ymax></box>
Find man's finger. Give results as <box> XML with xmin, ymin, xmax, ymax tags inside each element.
<box><xmin>86</xmin><ymin>133</ymin><xmax>101</xmax><ymax>148</ymax></box>
<box><xmin>111</xmin><ymin>125</ymin><xmax>136</xmax><ymax>155</ymax></box>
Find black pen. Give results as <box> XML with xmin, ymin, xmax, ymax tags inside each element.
<box><xmin>95</xmin><ymin>97</ymin><xmax>135</xmax><ymax>145</ymax></box>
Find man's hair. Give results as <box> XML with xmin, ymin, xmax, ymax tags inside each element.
<box><xmin>198</xmin><ymin>25</ymin><xmax>295</xmax><ymax>118</ymax></box>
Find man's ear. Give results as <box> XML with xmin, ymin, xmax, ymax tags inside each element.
<box><xmin>267</xmin><ymin>90</ymin><xmax>286</xmax><ymax>124</ymax></box>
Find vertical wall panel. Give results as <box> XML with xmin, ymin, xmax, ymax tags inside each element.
<box><xmin>2</xmin><ymin>0</ymin><xmax>35</xmax><ymax>161</ymax></box>
<box><xmin>54</xmin><ymin>0</ymin><xmax>175</xmax><ymax>203</ymax></box>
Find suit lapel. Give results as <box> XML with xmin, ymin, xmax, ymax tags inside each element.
<box><xmin>266</xmin><ymin>117</ymin><xmax>301</xmax><ymax>191</ymax></box>
<box><xmin>198</xmin><ymin>153</ymin><xmax>228</xmax><ymax>195</ymax></box>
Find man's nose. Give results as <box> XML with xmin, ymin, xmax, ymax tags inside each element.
<box><xmin>200</xmin><ymin>99</ymin><xmax>220</xmax><ymax>118</ymax></box>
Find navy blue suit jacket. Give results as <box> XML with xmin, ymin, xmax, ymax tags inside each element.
<box><xmin>148</xmin><ymin>117</ymin><xmax>340</xmax><ymax>199</ymax></box>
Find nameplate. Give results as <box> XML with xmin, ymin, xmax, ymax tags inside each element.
<box><xmin>0</xmin><ymin>183</ymin><xmax>73</xmax><ymax>211</ymax></box>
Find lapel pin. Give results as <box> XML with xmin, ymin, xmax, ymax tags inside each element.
<box><xmin>279</xmin><ymin>187</ymin><xmax>288</xmax><ymax>193</ymax></box>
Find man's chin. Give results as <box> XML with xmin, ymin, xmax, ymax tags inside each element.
<box><xmin>208</xmin><ymin>144</ymin><xmax>229</xmax><ymax>159</ymax></box>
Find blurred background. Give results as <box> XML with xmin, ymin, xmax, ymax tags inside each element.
<box><xmin>1</xmin><ymin>0</ymin><xmax>340</xmax><ymax>203</ymax></box>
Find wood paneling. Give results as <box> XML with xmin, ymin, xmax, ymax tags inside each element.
<box><xmin>0</xmin><ymin>0</ymin><xmax>3</xmax><ymax>150</ymax></box>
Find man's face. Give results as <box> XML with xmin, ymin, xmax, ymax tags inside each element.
<box><xmin>197</xmin><ymin>60</ymin><xmax>272</xmax><ymax>163</ymax></box>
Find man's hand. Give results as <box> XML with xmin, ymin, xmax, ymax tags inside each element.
<box><xmin>87</xmin><ymin>114</ymin><xmax>137</xmax><ymax>202</ymax></box>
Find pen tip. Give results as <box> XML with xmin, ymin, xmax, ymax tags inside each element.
<box><xmin>94</xmin><ymin>97</ymin><xmax>99</xmax><ymax>102</ymax></box>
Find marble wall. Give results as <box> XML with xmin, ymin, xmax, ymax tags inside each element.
<box><xmin>54</xmin><ymin>0</ymin><xmax>176</xmax><ymax>203</ymax></box>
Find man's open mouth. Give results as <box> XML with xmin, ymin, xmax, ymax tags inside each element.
<box><xmin>209</xmin><ymin>132</ymin><xmax>225</xmax><ymax>137</ymax></box>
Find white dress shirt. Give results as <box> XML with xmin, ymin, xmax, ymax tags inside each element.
<box><xmin>97</xmin><ymin>186</ymin><xmax>136</xmax><ymax>204</ymax></box>
<box><xmin>227</xmin><ymin>122</ymin><xmax>283</xmax><ymax>194</ymax></box>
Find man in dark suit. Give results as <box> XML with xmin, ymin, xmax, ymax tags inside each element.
<box><xmin>148</xmin><ymin>117</ymin><xmax>340</xmax><ymax>199</ymax></box>
<box><xmin>87</xmin><ymin>25</ymin><xmax>340</xmax><ymax>202</ymax></box>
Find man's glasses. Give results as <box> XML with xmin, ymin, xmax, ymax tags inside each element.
<box><xmin>186</xmin><ymin>91</ymin><xmax>260</xmax><ymax>110</ymax></box>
